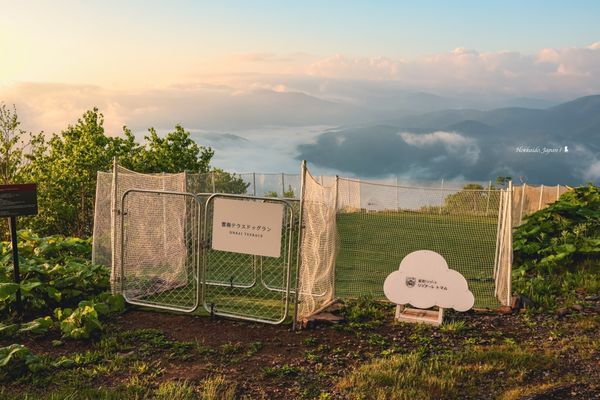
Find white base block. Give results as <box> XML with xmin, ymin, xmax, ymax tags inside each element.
<box><xmin>395</xmin><ymin>305</ymin><xmax>444</xmax><ymax>326</ymax></box>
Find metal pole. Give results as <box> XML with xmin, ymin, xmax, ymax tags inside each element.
<box><xmin>439</xmin><ymin>178</ymin><xmax>444</xmax><ymax>215</ymax></box>
<box><xmin>332</xmin><ymin>175</ymin><xmax>339</xmax><ymax>297</ymax></box>
<box><xmin>485</xmin><ymin>180</ymin><xmax>492</xmax><ymax>216</ymax></box>
<box><xmin>538</xmin><ymin>184</ymin><xmax>544</xmax><ymax>210</ymax></box>
<box><xmin>281</xmin><ymin>172</ymin><xmax>285</xmax><ymax>198</ymax></box>
<box><xmin>8</xmin><ymin>216</ymin><xmax>22</xmax><ymax>318</ymax></box>
<box><xmin>253</xmin><ymin>173</ymin><xmax>256</xmax><ymax>196</ymax></box>
<box><xmin>292</xmin><ymin>160</ymin><xmax>307</xmax><ymax>331</ymax></box>
<box><xmin>211</xmin><ymin>171</ymin><xmax>216</xmax><ymax>193</ymax></box>
<box><xmin>519</xmin><ymin>183</ymin><xmax>526</xmax><ymax>225</ymax></box>
<box><xmin>395</xmin><ymin>176</ymin><xmax>399</xmax><ymax>211</ymax></box>
<box><xmin>493</xmin><ymin>189</ymin><xmax>503</xmax><ymax>280</ymax></box>
<box><xmin>556</xmin><ymin>185</ymin><xmax>560</xmax><ymax>201</ymax></box>
<box><xmin>110</xmin><ymin>157</ymin><xmax>118</xmax><ymax>295</ymax></box>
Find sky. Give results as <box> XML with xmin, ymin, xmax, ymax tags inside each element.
<box><xmin>1</xmin><ymin>1</ymin><xmax>600</xmax><ymax>181</ymax></box>
<box><xmin>2</xmin><ymin>1</ymin><xmax>600</xmax><ymax>88</ymax></box>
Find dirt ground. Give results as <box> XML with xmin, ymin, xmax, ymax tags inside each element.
<box><xmin>2</xmin><ymin>301</ymin><xmax>599</xmax><ymax>399</ymax></box>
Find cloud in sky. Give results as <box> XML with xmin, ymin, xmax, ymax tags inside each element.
<box><xmin>305</xmin><ymin>43</ymin><xmax>600</xmax><ymax>95</ymax></box>
<box><xmin>3</xmin><ymin>42</ymin><xmax>600</xmax><ymax>135</ymax></box>
<box><xmin>399</xmin><ymin>131</ymin><xmax>480</xmax><ymax>165</ymax></box>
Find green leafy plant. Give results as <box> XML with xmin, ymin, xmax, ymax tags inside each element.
<box><xmin>55</xmin><ymin>295</ymin><xmax>125</xmax><ymax>340</ymax></box>
<box><xmin>0</xmin><ymin>232</ymin><xmax>109</xmax><ymax>319</ymax></box>
<box><xmin>513</xmin><ymin>185</ymin><xmax>600</xmax><ymax>311</ymax></box>
<box><xmin>0</xmin><ymin>344</ymin><xmax>46</xmax><ymax>381</ymax></box>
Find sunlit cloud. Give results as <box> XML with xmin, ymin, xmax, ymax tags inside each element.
<box><xmin>306</xmin><ymin>43</ymin><xmax>600</xmax><ymax>95</ymax></box>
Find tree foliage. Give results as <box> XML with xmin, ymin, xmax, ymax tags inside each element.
<box><xmin>440</xmin><ymin>183</ymin><xmax>495</xmax><ymax>215</ymax></box>
<box><xmin>131</xmin><ymin>126</ymin><xmax>213</xmax><ymax>173</ymax></box>
<box><xmin>0</xmin><ymin>103</ymin><xmax>31</xmax><ymax>185</ymax></box>
<box><xmin>211</xmin><ymin>168</ymin><xmax>249</xmax><ymax>194</ymax></box>
<box><xmin>12</xmin><ymin>107</ymin><xmax>215</xmax><ymax>237</ymax></box>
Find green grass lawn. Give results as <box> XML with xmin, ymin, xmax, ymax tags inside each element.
<box><xmin>336</xmin><ymin>211</ymin><xmax>501</xmax><ymax>309</ymax></box>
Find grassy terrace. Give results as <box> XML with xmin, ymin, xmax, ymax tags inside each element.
<box><xmin>336</xmin><ymin>211</ymin><xmax>500</xmax><ymax>309</ymax></box>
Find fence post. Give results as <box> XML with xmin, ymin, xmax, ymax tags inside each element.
<box><xmin>507</xmin><ymin>180</ymin><xmax>513</xmax><ymax>306</ymax></box>
<box><xmin>395</xmin><ymin>176</ymin><xmax>399</xmax><ymax>211</ymax></box>
<box><xmin>556</xmin><ymin>184</ymin><xmax>560</xmax><ymax>201</ymax></box>
<box><xmin>519</xmin><ymin>183</ymin><xmax>526</xmax><ymax>225</ymax></box>
<box><xmin>485</xmin><ymin>180</ymin><xmax>492</xmax><ymax>216</ymax></box>
<box><xmin>538</xmin><ymin>184</ymin><xmax>544</xmax><ymax>210</ymax></box>
<box><xmin>439</xmin><ymin>178</ymin><xmax>444</xmax><ymax>215</ymax></box>
<box><xmin>110</xmin><ymin>157</ymin><xmax>118</xmax><ymax>295</ymax></box>
<box><xmin>493</xmin><ymin>189</ymin><xmax>503</xmax><ymax>280</ymax></box>
<box><xmin>332</xmin><ymin>175</ymin><xmax>339</xmax><ymax>297</ymax></box>
<box><xmin>292</xmin><ymin>161</ymin><xmax>307</xmax><ymax>331</ymax></box>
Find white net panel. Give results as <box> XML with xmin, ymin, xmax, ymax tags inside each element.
<box><xmin>112</xmin><ymin>166</ymin><xmax>187</xmax><ymax>294</ymax></box>
<box><xmin>512</xmin><ymin>184</ymin><xmax>574</xmax><ymax>226</ymax></box>
<box><xmin>335</xmin><ymin>178</ymin><xmax>505</xmax><ymax>308</ymax></box>
<box><xmin>494</xmin><ymin>189</ymin><xmax>513</xmax><ymax>306</ymax></box>
<box><xmin>296</xmin><ymin>169</ymin><xmax>337</xmax><ymax>321</ymax></box>
<box><xmin>92</xmin><ymin>172</ymin><xmax>113</xmax><ymax>267</ymax></box>
<box><xmin>91</xmin><ymin>166</ymin><xmax>187</xmax><ymax>293</ymax></box>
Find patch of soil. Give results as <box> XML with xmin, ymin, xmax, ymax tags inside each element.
<box><xmin>2</xmin><ymin>302</ymin><xmax>599</xmax><ymax>399</ymax></box>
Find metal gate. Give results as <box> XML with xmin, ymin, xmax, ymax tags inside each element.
<box><xmin>119</xmin><ymin>189</ymin><xmax>201</xmax><ymax>312</ymax></box>
<box><xmin>118</xmin><ymin>190</ymin><xmax>295</xmax><ymax>324</ymax></box>
<box><xmin>201</xmin><ymin>194</ymin><xmax>295</xmax><ymax>324</ymax></box>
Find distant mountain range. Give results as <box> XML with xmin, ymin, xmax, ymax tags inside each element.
<box><xmin>297</xmin><ymin>95</ymin><xmax>600</xmax><ymax>185</ymax></box>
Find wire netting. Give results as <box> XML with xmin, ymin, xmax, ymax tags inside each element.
<box><xmin>512</xmin><ymin>184</ymin><xmax>573</xmax><ymax>226</ymax></box>
<box><xmin>296</xmin><ymin>170</ymin><xmax>337</xmax><ymax>321</ymax></box>
<box><xmin>92</xmin><ymin>164</ymin><xmax>532</xmax><ymax>322</ymax></box>
<box><xmin>120</xmin><ymin>190</ymin><xmax>199</xmax><ymax>311</ymax></box>
<box><xmin>335</xmin><ymin>177</ymin><xmax>505</xmax><ymax>309</ymax></box>
<box><xmin>91</xmin><ymin>172</ymin><xmax>113</xmax><ymax>267</ymax></box>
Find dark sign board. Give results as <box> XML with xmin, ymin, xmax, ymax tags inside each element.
<box><xmin>0</xmin><ymin>184</ymin><xmax>38</xmax><ymax>218</ymax></box>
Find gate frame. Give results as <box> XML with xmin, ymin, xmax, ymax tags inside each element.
<box><xmin>119</xmin><ymin>188</ymin><xmax>202</xmax><ymax>313</ymax></box>
<box><xmin>201</xmin><ymin>193</ymin><xmax>296</xmax><ymax>325</ymax></box>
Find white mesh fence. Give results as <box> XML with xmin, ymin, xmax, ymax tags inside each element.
<box><xmin>93</xmin><ymin>163</ymin><xmax>577</xmax><ymax>319</ymax></box>
<box><xmin>92</xmin><ymin>166</ymin><xmax>187</xmax><ymax>294</ymax></box>
<box><xmin>334</xmin><ymin>177</ymin><xmax>508</xmax><ymax>308</ymax></box>
<box><xmin>91</xmin><ymin>171</ymin><xmax>113</xmax><ymax>267</ymax></box>
<box><xmin>296</xmin><ymin>169</ymin><xmax>337</xmax><ymax>321</ymax></box>
<box><xmin>512</xmin><ymin>184</ymin><xmax>573</xmax><ymax>226</ymax></box>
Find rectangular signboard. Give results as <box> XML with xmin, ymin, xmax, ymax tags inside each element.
<box><xmin>0</xmin><ymin>184</ymin><xmax>38</xmax><ymax>218</ymax></box>
<box><xmin>211</xmin><ymin>197</ymin><xmax>284</xmax><ymax>258</ymax></box>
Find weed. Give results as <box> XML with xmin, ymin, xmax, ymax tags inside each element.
<box><xmin>199</xmin><ymin>375</ymin><xmax>237</xmax><ymax>400</ymax></box>
<box><xmin>263</xmin><ymin>364</ymin><xmax>301</xmax><ymax>378</ymax></box>
<box><xmin>154</xmin><ymin>380</ymin><xmax>195</xmax><ymax>400</ymax></box>
<box><xmin>440</xmin><ymin>320</ymin><xmax>467</xmax><ymax>333</ymax></box>
<box><xmin>366</xmin><ymin>333</ymin><xmax>388</xmax><ymax>347</ymax></box>
<box><xmin>246</xmin><ymin>341</ymin><xmax>263</xmax><ymax>357</ymax></box>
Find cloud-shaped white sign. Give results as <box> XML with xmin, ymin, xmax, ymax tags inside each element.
<box><xmin>383</xmin><ymin>250</ymin><xmax>475</xmax><ymax>312</ymax></box>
